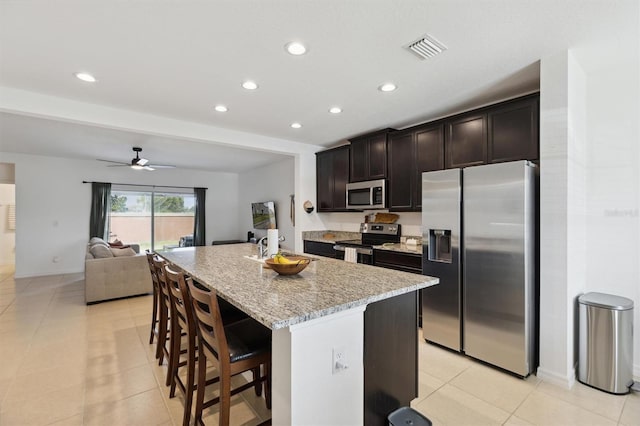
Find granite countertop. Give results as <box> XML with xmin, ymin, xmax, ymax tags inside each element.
<box><xmin>301</xmin><ymin>230</ymin><xmax>361</xmax><ymax>244</ymax></box>
<box><xmin>158</xmin><ymin>243</ymin><xmax>437</xmax><ymax>330</ymax></box>
<box><xmin>303</xmin><ymin>230</ymin><xmax>423</xmax><ymax>255</ymax></box>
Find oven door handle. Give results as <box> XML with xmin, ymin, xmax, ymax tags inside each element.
<box><xmin>333</xmin><ymin>245</ymin><xmax>373</xmax><ymax>256</ymax></box>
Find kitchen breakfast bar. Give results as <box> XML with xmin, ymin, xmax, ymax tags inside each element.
<box><xmin>158</xmin><ymin>243</ymin><xmax>438</xmax><ymax>425</ymax></box>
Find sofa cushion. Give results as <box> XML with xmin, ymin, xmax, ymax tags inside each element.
<box><xmin>89</xmin><ymin>237</ymin><xmax>107</xmax><ymax>246</ymax></box>
<box><xmin>90</xmin><ymin>244</ymin><xmax>114</xmax><ymax>258</ymax></box>
<box><xmin>110</xmin><ymin>247</ymin><xmax>137</xmax><ymax>257</ymax></box>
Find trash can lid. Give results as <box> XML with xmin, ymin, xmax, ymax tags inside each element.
<box><xmin>387</xmin><ymin>407</ymin><xmax>432</xmax><ymax>426</ymax></box>
<box><xmin>578</xmin><ymin>292</ymin><xmax>634</xmax><ymax>310</ymax></box>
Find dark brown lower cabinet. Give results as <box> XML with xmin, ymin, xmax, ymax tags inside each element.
<box><xmin>302</xmin><ymin>240</ymin><xmax>336</xmax><ymax>258</ymax></box>
<box><xmin>364</xmin><ymin>291</ymin><xmax>418</xmax><ymax>426</ymax></box>
<box><xmin>373</xmin><ymin>250</ymin><xmax>422</xmax><ymax>274</ymax></box>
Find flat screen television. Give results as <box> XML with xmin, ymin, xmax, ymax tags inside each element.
<box><xmin>251</xmin><ymin>201</ymin><xmax>277</xmax><ymax>229</ymax></box>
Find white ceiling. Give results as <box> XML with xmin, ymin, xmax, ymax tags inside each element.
<box><xmin>0</xmin><ymin>0</ymin><xmax>637</xmax><ymax>172</ymax></box>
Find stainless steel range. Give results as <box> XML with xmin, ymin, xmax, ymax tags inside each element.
<box><xmin>334</xmin><ymin>223</ymin><xmax>401</xmax><ymax>264</ymax></box>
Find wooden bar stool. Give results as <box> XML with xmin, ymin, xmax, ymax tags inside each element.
<box><xmin>145</xmin><ymin>251</ymin><xmax>161</xmax><ymax>347</ymax></box>
<box><xmin>188</xmin><ymin>279</ymin><xmax>272</xmax><ymax>426</ymax></box>
<box><xmin>153</xmin><ymin>256</ymin><xmax>176</xmax><ymax>385</ymax></box>
<box><xmin>164</xmin><ymin>265</ymin><xmax>200</xmax><ymax>426</ymax></box>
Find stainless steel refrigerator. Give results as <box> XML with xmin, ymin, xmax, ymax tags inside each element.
<box><xmin>421</xmin><ymin>160</ymin><xmax>536</xmax><ymax>377</ymax></box>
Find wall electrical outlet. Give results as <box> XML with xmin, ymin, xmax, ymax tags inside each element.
<box><xmin>332</xmin><ymin>346</ymin><xmax>348</xmax><ymax>374</ymax></box>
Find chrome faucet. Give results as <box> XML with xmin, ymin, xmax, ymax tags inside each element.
<box><xmin>256</xmin><ymin>235</ymin><xmax>286</xmax><ymax>259</ymax></box>
<box><xmin>256</xmin><ymin>236</ymin><xmax>268</xmax><ymax>259</ymax></box>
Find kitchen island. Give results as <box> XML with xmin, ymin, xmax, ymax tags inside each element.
<box><xmin>158</xmin><ymin>243</ymin><xmax>438</xmax><ymax>425</ymax></box>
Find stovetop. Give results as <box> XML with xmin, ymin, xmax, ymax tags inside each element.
<box><xmin>335</xmin><ymin>223</ymin><xmax>402</xmax><ymax>247</ymax></box>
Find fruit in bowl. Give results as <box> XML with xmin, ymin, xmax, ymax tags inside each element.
<box><xmin>265</xmin><ymin>253</ymin><xmax>311</xmax><ymax>275</ymax></box>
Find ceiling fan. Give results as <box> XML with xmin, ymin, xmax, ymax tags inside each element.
<box><xmin>96</xmin><ymin>147</ymin><xmax>176</xmax><ymax>171</ymax></box>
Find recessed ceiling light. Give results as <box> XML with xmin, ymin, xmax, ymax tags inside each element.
<box><xmin>285</xmin><ymin>42</ymin><xmax>307</xmax><ymax>56</ymax></box>
<box><xmin>242</xmin><ymin>80</ymin><xmax>258</xmax><ymax>90</ymax></box>
<box><xmin>75</xmin><ymin>72</ymin><xmax>97</xmax><ymax>83</ymax></box>
<box><xmin>214</xmin><ymin>105</ymin><xmax>228</xmax><ymax>112</ymax></box>
<box><xmin>378</xmin><ymin>83</ymin><xmax>397</xmax><ymax>92</ymax></box>
<box><xmin>329</xmin><ymin>107</ymin><xmax>342</xmax><ymax>114</ymax></box>
<box><xmin>290</xmin><ymin>122</ymin><xmax>302</xmax><ymax>129</ymax></box>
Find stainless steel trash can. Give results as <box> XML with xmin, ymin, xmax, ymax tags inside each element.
<box><xmin>578</xmin><ymin>292</ymin><xmax>634</xmax><ymax>394</ymax></box>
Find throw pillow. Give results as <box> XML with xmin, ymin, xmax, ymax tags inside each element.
<box><xmin>90</xmin><ymin>244</ymin><xmax>114</xmax><ymax>258</ymax></box>
<box><xmin>110</xmin><ymin>247</ymin><xmax>137</xmax><ymax>257</ymax></box>
<box><xmin>108</xmin><ymin>241</ymin><xmax>130</xmax><ymax>249</ymax></box>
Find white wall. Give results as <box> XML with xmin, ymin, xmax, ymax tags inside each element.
<box><xmin>1</xmin><ymin>151</ymin><xmax>241</xmax><ymax>278</ymax></box>
<box><xmin>539</xmin><ymin>42</ymin><xmax>640</xmax><ymax>385</ymax></box>
<box><xmin>583</xmin><ymin>59</ymin><xmax>639</xmax><ymax>376</ymax></box>
<box><xmin>238</xmin><ymin>157</ymin><xmax>296</xmax><ymax>251</ymax></box>
<box><xmin>0</xmin><ymin>184</ymin><xmax>16</xmax><ymax>266</ymax></box>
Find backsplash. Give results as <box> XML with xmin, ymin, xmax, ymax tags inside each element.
<box><xmin>317</xmin><ymin>211</ymin><xmax>422</xmax><ymax>237</ymax></box>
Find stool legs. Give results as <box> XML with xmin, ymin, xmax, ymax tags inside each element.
<box><xmin>149</xmin><ymin>286</ymin><xmax>159</xmax><ymax>344</ymax></box>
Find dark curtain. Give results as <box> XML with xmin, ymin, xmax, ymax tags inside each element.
<box><xmin>89</xmin><ymin>182</ymin><xmax>111</xmax><ymax>239</ymax></box>
<box><xmin>193</xmin><ymin>187</ymin><xmax>206</xmax><ymax>246</ymax></box>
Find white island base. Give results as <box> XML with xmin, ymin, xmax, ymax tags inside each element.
<box><xmin>273</xmin><ymin>306</ymin><xmax>366</xmax><ymax>425</ymax></box>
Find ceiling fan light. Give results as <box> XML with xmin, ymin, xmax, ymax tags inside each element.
<box><xmin>131</xmin><ymin>164</ymin><xmax>144</xmax><ymax>170</ymax></box>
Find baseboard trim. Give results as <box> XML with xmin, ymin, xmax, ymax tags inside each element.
<box><xmin>14</xmin><ymin>269</ymin><xmax>84</xmax><ymax>279</ymax></box>
<box><xmin>536</xmin><ymin>366</ymin><xmax>576</xmax><ymax>389</ymax></box>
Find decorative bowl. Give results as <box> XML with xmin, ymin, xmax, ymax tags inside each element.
<box><xmin>264</xmin><ymin>256</ymin><xmax>311</xmax><ymax>275</ymax></box>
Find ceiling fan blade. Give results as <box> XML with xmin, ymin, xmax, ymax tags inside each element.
<box><xmin>96</xmin><ymin>159</ymin><xmax>129</xmax><ymax>165</ymax></box>
<box><xmin>147</xmin><ymin>164</ymin><xmax>176</xmax><ymax>169</ymax></box>
<box><xmin>143</xmin><ymin>166</ymin><xmax>155</xmax><ymax>171</ymax></box>
<box><xmin>137</xmin><ymin>158</ymin><xmax>149</xmax><ymax>166</ymax></box>
<box><xmin>106</xmin><ymin>164</ymin><xmax>131</xmax><ymax>167</ymax></box>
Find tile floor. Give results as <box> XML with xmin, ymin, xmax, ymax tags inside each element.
<box><xmin>0</xmin><ymin>268</ymin><xmax>638</xmax><ymax>426</ymax></box>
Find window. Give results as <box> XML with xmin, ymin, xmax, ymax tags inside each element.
<box><xmin>109</xmin><ymin>188</ymin><xmax>195</xmax><ymax>251</ymax></box>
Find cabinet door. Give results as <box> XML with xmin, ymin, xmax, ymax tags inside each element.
<box><xmin>488</xmin><ymin>97</ymin><xmax>539</xmax><ymax>163</ymax></box>
<box><xmin>303</xmin><ymin>240</ymin><xmax>336</xmax><ymax>258</ymax></box>
<box><xmin>415</xmin><ymin>124</ymin><xmax>444</xmax><ymax>209</ymax></box>
<box><xmin>332</xmin><ymin>146</ymin><xmax>349</xmax><ymax>209</ymax></box>
<box><xmin>373</xmin><ymin>250</ymin><xmax>422</xmax><ymax>274</ymax></box>
<box><xmin>388</xmin><ymin>132</ymin><xmax>414</xmax><ymax>211</ymax></box>
<box><xmin>350</xmin><ymin>139</ymin><xmax>368</xmax><ymax>182</ymax></box>
<box><xmin>316</xmin><ymin>151</ymin><xmax>334</xmax><ymax>211</ymax></box>
<box><xmin>445</xmin><ymin>114</ymin><xmax>487</xmax><ymax>168</ymax></box>
<box><xmin>368</xmin><ymin>134</ymin><xmax>387</xmax><ymax>179</ymax></box>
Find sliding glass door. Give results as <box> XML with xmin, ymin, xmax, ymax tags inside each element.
<box><xmin>109</xmin><ymin>188</ymin><xmax>194</xmax><ymax>251</ymax></box>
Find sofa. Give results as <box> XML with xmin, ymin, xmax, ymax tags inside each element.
<box><xmin>85</xmin><ymin>237</ymin><xmax>152</xmax><ymax>304</ymax></box>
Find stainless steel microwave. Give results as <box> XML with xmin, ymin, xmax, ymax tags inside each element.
<box><xmin>346</xmin><ymin>179</ymin><xmax>386</xmax><ymax>209</ymax></box>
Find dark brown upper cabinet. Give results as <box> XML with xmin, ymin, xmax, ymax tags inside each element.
<box><xmin>387</xmin><ymin>132</ymin><xmax>414</xmax><ymax>210</ymax></box>
<box><xmin>388</xmin><ymin>123</ymin><xmax>445</xmax><ymax>211</ymax></box>
<box><xmin>349</xmin><ymin>129</ymin><xmax>393</xmax><ymax>182</ymax></box>
<box><xmin>414</xmin><ymin>124</ymin><xmax>445</xmax><ymax>210</ymax></box>
<box><xmin>445</xmin><ymin>113</ymin><xmax>487</xmax><ymax>169</ymax></box>
<box><xmin>316</xmin><ymin>145</ymin><xmax>350</xmax><ymax>212</ymax></box>
<box><xmin>488</xmin><ymin>95</ymin><xmax>539</xmax><ymax>163</ymax></box>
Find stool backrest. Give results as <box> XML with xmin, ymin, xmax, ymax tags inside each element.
<box><xmin>164</xmin><ymin>264</ymin><xmax>195</xmax><ymax>334</ymax></box>
<box><xmin>187</xmin><ymin>279</ymin><xmax>229</xmax><ymax>363</ymax></box>
<box><xmin>145</xmin><ymin>251</ymin><xmax>159</xmax><ymax>288</ymax></box>
<box><xmin>152</xmin><ymin>257</ymin><xmax>171</xmax><ymax>304</ymax></box>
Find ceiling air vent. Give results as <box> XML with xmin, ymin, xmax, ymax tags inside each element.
<box><xmin>406</xmin><ymin>34</ymin><xmax>447</xmax><ymax>60</ymax></box>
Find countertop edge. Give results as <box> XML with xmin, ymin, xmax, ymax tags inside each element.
<box><xmin>270</xmin><ymin>278</ymin><xmax>438</xmax><ymax>330</ymax></box>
